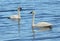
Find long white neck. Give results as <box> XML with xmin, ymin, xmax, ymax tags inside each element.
<box><xmin>32</xmin><ymin>14</ymin><xmax>35</xmax><ymax>26</ymax></box>
<box><xmin>18</xmin><ymin>9</ymin><xmax>20</xmax><ymax>17</ymax></box>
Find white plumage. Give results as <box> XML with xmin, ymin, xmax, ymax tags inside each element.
<box><xmin>33</xmin><ymin>22</ymin><xmax>52</xmax><ymax>27</ymax></box>
<box><xmin>31</xmin><ymin>11</ymin><xmax>52</xmax><ymax>28</ymax></box>
<box><xmin>10</xmin><ymin>15</ymin><xmax>21</xmax><ymax>19</ymax></box>
<box><xmin>9</xmin><ymin>7</ymin><xmax>21</xmax><ymax>19</ymax></box>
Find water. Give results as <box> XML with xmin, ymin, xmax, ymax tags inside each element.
<box><xmin>0</xmin><ymin>0</ymin><xmax>60</xmax><ymax>41</ymax></box>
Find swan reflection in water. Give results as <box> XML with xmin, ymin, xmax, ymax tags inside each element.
<box><xmin>17</xmin><ymin>18</ymin><xmax>21</xmax><ymax>37</ymax></box>
<box><xmin>32</xmin><ymin>26</ymin><xmax>52</xmax><ymax>41</ymax></box>
<box><xmin>5</xmin><ymin>20</ymin><xmax>52</xmax><ymax>41</ymax></box>
<box><xmin>9</xmin><ymin>18</ymin><xmax>21</xmax><ymax>38</ymax></box>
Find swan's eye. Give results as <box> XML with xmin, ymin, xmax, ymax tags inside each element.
<box><xmin>29</xmin><ymin>11</ymin><xmax>35</xmax><ymax>14</ymax></box>
<box><xmin>18</xmin><ymin>7</ymin><xmax>22</xmax><ymax>11</ymax></box>
<box><xmin>32</xmin><ymin>11</ymin><xmax>35</xmax><ymax>14</ymax></box>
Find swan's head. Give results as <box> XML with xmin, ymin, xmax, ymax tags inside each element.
<box><xmin>18</xmin><ymin>7</ymin><xmax>22</xmax><ymax>11</ymax></box>
<box><xmin>30</xmin><ymin>11</ymin><xmax>35</xmax><ymax>14</ymax></box>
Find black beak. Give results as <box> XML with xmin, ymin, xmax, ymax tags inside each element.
<box><xmin>18</xmin><ymin>7</ymin><xmax>22</xmax><ymax>11</ymax></box>
<box><xmin>20</xmin><ymin>7</ymin><xmax>22</xmax><ymax>11</ymax></box>
<box><xmin>29</xmin><ymin>11</ymin><xmax>32</xmax><ymax>14</ymax></box>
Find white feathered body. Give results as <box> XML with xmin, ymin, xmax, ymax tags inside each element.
<box><xmin>9</xmin><ymin>7</ymin><xmax>21</xmax><ymax>19</ymax></box>
<box><xmin>10</xmin><ymin>15</ymin><xmax>21</xmax><ymax>19</ymax></box>
<box><xmin>31</xmin><ymin>11</ymin><xmax>52</xmax><ymax>28</ymax></box>
<box><xmin>33</xmin><ymin>22</ymin><xmax>52</xmax><ymax>27</ymax></box>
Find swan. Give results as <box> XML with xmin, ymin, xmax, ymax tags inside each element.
<box><xmin>30</xmin><ymin>11</ymin><xmax>52</xmax><ymax>28</ymax></box>
<box><xmin>9</xmin><ymin>7</ymin><xmax>21</xmax><ymax>19</ymax></box>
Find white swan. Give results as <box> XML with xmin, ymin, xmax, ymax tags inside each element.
<box><xmin>31</xmin><ymin>11</ymin><xmax>52</xmax><ymax>28</ymax></box>
<box><xmin>9</xmin><ymin>7</ymin><xmax>21</xmax><ymax>19</ymax></box>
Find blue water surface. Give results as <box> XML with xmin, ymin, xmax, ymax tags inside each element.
<box><xmin>0</xmin><ymin>0</ymin><xmax>60</xmax><ymax>41</ymax></box>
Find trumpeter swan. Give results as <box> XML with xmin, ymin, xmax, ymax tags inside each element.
<box><xmin>9</xmin><ymin>7</ymin><xmax>21</xmax><ymax>19</ymax></box>
<box><xmin>30</xmin><ymin>11</ymin><xmax>52</xmax><ymax>28</ymax></box>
